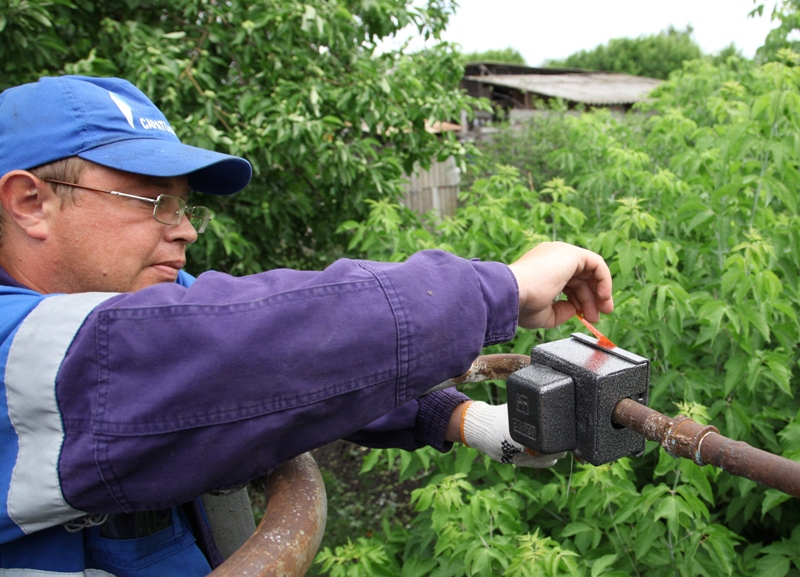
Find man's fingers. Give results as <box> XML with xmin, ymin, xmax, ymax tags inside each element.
<box><xmin>509</xmin><ymin>242</ymin><xmax>614</xmax><ymax>330</ymax></box>
<box><xmin>564</xmin><ymin>281</ymin><xmax>600</xmax><ymax>322</ymax></box>
<box><xmin>549</xmin><ymin>300</ymin><xmax>579</xmax><ymax>328</ymax></box>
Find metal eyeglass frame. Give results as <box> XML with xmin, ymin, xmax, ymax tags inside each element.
<box><xmin>42</xmin><ymin>178</ymin><xmax>213</xmax><ymax>234</ymax></box>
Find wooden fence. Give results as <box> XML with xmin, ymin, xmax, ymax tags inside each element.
<box><xmin>401</xmin><ymin>157</ymin><xmax>460</xmax><ymax>218</ymax></box>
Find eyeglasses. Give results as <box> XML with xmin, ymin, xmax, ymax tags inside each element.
<box><xmin>42</xmin><ymin>179</ymin><xmax>213</xmax><ymax>234</ymax></box>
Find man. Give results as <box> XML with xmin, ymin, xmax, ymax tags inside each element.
<box><xmin>0</xmin><ymin>76</ymin><xmax>614</xmax><ymax>576</ymax></box>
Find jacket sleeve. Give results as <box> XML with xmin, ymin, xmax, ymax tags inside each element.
<box><xmin>344</xmin><ymin>388</ymin><xmax>470</xmax><ymax>452</ymax></box>
<box><xmin>48</xmin><ymin>250</ymin><xmax>517</xmax><ymax>514</ymax></box>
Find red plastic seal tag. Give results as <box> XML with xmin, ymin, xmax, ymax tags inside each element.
<box><xmin>576</xmin><ymin>313</ymin><xmax>616</xmax><ymax>349</ymax></box>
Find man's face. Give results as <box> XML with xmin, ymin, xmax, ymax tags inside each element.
<box><xmin>48</xmin><ymin>163</ymin><xmax>198</xmax><ymax>293</ymax></box>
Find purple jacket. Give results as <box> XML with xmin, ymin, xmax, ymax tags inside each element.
<box><xmin>2</xmin><ymin>250</ymin><xmax>518</xmax><ymax>520</ymax></box>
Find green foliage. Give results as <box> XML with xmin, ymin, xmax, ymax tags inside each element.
<box><xmin>315</xmin><ymin>536</ymin><xmax>397</xmax><ymax>577</ymax></box>
<box><xmin>461</xmin><ymin>47</ymin><xmax>526</xmax><ymax>65</ymax></box>
<box><xmin>755</xmin><ymin>0</ymin><xmax>800</xmax><ymax>61</ymax></box>
<box><xmin>461</xmin><ymin>101</ymin><xmax>576</xmax><ymax>190</ymax></box>
<box><xmin>0</xmin><ymin>0</ymin><xmax>482</xmax><ymax>272</ymax></box>
<box><xmin>546</xmin><ymin>26</ymin><xmax>703</xmax><ymax>79</ymax></box>
<box><xmin>319</xmin><ymin>50</ymin><xmax>800</xmax><ymax>576</ymax></box>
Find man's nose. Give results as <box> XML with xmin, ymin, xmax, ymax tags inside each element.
<box><xmin>167</xmin><ymin>211</ymin><xmax>199</xmax><ymax>244</ymax></box>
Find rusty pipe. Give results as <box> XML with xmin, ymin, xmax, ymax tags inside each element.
<box><xmin>441</xmin><ymin>355</ymin><xmax>800</xmax><ymax>499</ymax></box>
<box><xmin>209</xmin><ymin>452</ymin><xmax>327</xmax><ymax>577</ymax></box>
<box><xmin>426</xmin><ymin>353</ymin><xmax>532</xmax><ymax>393</ymax></box>
<box><xmin>612</xmin><ymin>398</ymin><xmax>800</xmax><ymax>499</ymax></box>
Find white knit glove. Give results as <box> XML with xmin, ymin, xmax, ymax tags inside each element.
<box><xmin>461</xmin><ymin>401</ymin><xmax>566</xmax><ymax>468</ymax></box>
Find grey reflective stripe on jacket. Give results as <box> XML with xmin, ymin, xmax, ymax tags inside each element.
<box><xmin>6</xmin><ymin>293</ymin><xmax>117</xmax><ymax>534</ymax></box>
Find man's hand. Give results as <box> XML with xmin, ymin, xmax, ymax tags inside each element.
<box><xmin>507</xmin><ymin>242</ymin><xmax>613</xmax><ymax>329</ymax></box>
<box><xmin>449</xmin><ymin>401</ymin><xmax>566</xmax><ymax>468</ymax></box>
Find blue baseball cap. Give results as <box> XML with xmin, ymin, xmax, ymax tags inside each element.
<box><xmin>0</xmin><ymin>76</ymin><xmax>251</xmax><ymax>195</ymax></box>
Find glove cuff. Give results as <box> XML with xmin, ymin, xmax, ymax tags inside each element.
<box><xmin>460</xmin><ymin>401</ymin><xmax>475</xmax><ymax>446</ymax></box>
<box><xmin>461</xmin><ymin>401</ymin><xmax>504</xmax><ymax>449</ymax></box>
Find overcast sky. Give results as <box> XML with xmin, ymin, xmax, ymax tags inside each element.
<box><xmin>431</xmin><ymin>0</ymin><xmax>781</xmax><ymax>65</ymax></box>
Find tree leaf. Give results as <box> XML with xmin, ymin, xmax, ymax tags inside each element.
<box><xmin>591</xmin><ymin>553</ymin><xmax>619</xmax><ymax>577</ymax></box>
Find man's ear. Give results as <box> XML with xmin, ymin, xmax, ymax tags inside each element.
<box><xmin>0</xmin><ymin>171</ymin><xmax>57</xmax><ymax>240</ymax></box>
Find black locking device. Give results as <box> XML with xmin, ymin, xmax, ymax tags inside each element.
<box><xmin>507</xmin><ymin>333</ymin><xmax>650</xmax><ymax>466</ymax></box>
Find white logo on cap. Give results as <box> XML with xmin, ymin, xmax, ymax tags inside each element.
<box><xmin>139</xmin><ymin>117</ymin><xmax>176</xmax><ymax>135</ymax></box>
<box><xmin>108</xmin><ymin>91</ymin><xmax>135</xmax><ymax>129</ymax></box>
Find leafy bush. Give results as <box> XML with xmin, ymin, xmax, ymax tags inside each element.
<box><xmin>461</xmin><ymin>47</ymin><xmax>527</xmax><ymax>65</ymax></box>
<box><xmin>545</xmin><ymin>26</ymin><xmax>702</xmax><ymax>80</ymax></box>
<box><xmin>321</xmin><ymin>52</ymin><xmax>800</xmax><ymax>576</ymax></box>
<box><xmin>460</xmin><ymin>102</ymin><xmax>574</xmax><ymax>190</ymax></box>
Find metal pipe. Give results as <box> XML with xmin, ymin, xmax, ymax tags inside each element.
<box><xmin>612</xmin><ymin>398</ymin><xmax>800</xmax><ymax>499</ymax></box>
<box><xmin>209</xmin><ymin>452</ymin><xmax>328</xmax><ymax>577</ymax></box>
<box><xmin>440</xmin><ymin>355</ymin><xmax>800</xmax><ymax>499</ymax></box>
<box><xmin>426</xmin><ymin>353</ymin><xmax>531</xmax><ymax>393</ymax></box>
